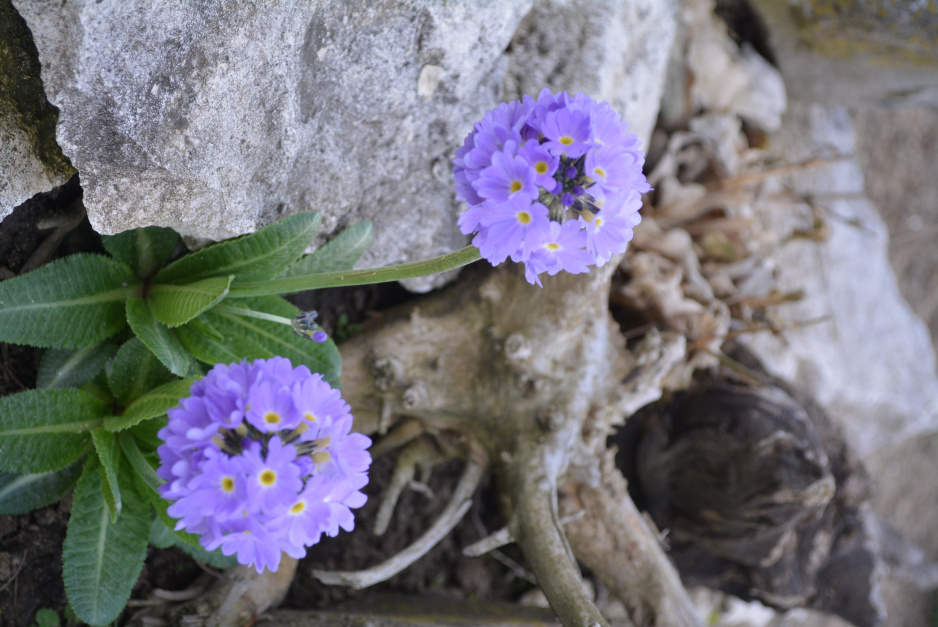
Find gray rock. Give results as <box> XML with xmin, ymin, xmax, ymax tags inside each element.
<box><xmin>853</xmin><ymin>105</ymin><xmax>938</xmax><ymax>356</ymax></box>
<box><xmin>504</xmin><ymin>0</ymin><xmax>677</xmax><ymax>153</ymax></box>
<box><xmin>739</xmin><ymin>101</ymin><xmax>938</xmax><ymax>456</ymax></box>
<box><xmin>13</xmin><ymin>0</ymin><xmax>676</xmax><ymax>291</ymax></box>
<box><xmin>684</xmin><ymin>1</ymin><xmax>786</xmax><ymax>133</ymax></box>
<box><xmin>0</xmin><ymin>0</ymin><xmax>74</xmax><ymax>219</ymax></box>
<box><xmin>749</xmin><ymin>0</ymin><xmax>938</xmax><ymax>107</ymax></box>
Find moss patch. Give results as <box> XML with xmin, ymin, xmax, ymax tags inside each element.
<box><xmin>754</xmin><ymin>0</ymin><xmax>938</xmax><ymax>68</ymax></box>
<box><xmin>0</xmin><ymin>0</ymin><xmax>74</xmax><ymax>179</ymax></box>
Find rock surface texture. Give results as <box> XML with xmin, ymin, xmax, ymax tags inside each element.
<box><xmin>0</xmin><ymin>0</ymin><xmax>74</xmax><ymax>219</ymax></box>
<box><xmin>854</xmin><ymin>106</ymin><xmax>938</xmax><ymax>356</ymax></box>
<box><xmin>738</xmin><ymin>101</ymin><xmax>938</xmax><ymax>457</ymax></box>
<box><xmin>13</xmin><ymin>0</ymin><xmax>676</xmax><ymax>291</ymax></box>
<box><xmin>748</xmin><ymin>0</ymin><xmax>938</xmax><ymax>106</ymax></box>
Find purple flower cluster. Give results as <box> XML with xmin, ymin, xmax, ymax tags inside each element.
<box><xmin>453</xmin><ymin>90</ymin><xmax>650</xmax><ymax>286</ymax></box>
<box><xmin>157</xmin><ymin>357</ymin><xmax>372</xmax><ymax>573</ymax></box>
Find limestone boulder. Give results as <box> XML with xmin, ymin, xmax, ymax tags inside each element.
<box><xmin>739</xmin><ymin>101</ymin><xmax>938</xmax><ymax>456</ymax></box>
<box><xmin>0</xmin><ymin>0</ymin><xmax>74</xmax><ymax>220</ymax></box>
<box><xmin>13</xmin><ymin>0</ymin><xmax>676</xmax><ymax>290</ymax></box>
<box><xmin>749</xmin><ymin>0</ymin><xmax>938</xmax><ymax>107</ymax></box>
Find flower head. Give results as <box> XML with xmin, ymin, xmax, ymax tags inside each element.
<box><xmin>453</xmin><ymin>90</ymin><xmax>649</xmax><ymax>285</ymax></box>
<box><xmin>157</xmin><ymin>358</ymin><xmax>372</xmax><ymax>573</ymax></box>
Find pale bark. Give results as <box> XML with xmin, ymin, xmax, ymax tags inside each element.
<box><xmin>561</xmin><ymin>452</ymin><xmax>702</xmax><ymax>627</ymax></box>
<box><xmin>327</xmin><ymin>261</ymin><xmax>694</xmax><ymax>627</ymax></box>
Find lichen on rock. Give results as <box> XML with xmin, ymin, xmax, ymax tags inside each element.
<box><xmin>0</xmin><ymin>0</ymin><xmax>74</xmax><ymax>219</ymax></box>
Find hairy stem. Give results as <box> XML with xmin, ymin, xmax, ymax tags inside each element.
<box><xmin>214</xmin><ymin>305</ymin><xmax>293</xmax><ymax>326</ymax></box>
<box><xmin>229</xmin><ymin>245</ymin><xmax>481</xmax><ymax>297</ymax></box>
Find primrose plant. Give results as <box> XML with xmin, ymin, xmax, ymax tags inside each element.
<box><xmin>0</xmin><ymin>214</ymin><xmax>477</xmax><ymax>625</ymax></box>
<box><xmin>0</xmin><ymin>89</ymin><xmax>647</xmax><ymax>627</ymax></box>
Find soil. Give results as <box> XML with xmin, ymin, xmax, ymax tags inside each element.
<box><xmin>289</xmin><ymin>456</ymin><xmax>528</xmax><ymax>610</ymax></box>
<box><xmin>0</xmin><ymin>502</ymin><xmax>70</xmax><ymax>627</ymax></box>
<box><xmin>0</xmin><ymin>181</ymin><xmax>529</xmax><ymax>627</ymax></box>
<box><xmin>0</xmin><ymin>176</ymin><xmax>86</xmax><ymax>626</ymax></box>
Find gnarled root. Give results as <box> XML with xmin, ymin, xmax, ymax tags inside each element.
<box><xmin>373</xmin><ymin>434</ymin><xmax>444</xmax><ymax>535</ymax></box>
<box><xmin>560</xmin><ymin>451</ymin><xmax>702</xmax><ymax>627</ymax></box>
<box><xmin>334</xmin><ymin>264</ymin><xmax>694</xmax><ymax>626</ymax></box>
<box><xmin>127</xmin><ymin>557</ymin><xmax>298</xmax><ymax>627</ymax></box>
<box><xmin>507</xmin><ymin>438</ymin><xmax>612</xmax><ymax>627</ymax></box>
<box><xmin>311</xmin><ymin>459</ymin><xmax>485</xmax><ymax>589</ymax></box>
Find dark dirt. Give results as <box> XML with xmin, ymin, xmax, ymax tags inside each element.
<box><xmin>0</xmin><ymin>180</ymin><xmax>526</xmax><ymax>627</ymax></box>
<box><xmin>125</xmin><ymin>454</ymin><xmax>526</xmax><ymax>622</ymax></box>
<box><xmin>290</xmin><ymin>455</ymin><xmax>529</xmax><ymax>610</ymax></box>
<box><xmin>0</xmin><ymin>501</ymin><xmax>70</xmax><ymax>627</ymax></box>
<box><xmin>0</xmin><ymin>176</ymin><xmax>88</xmax><ymax>627</ymax></box>
<box><xmin>714</xmin><ymin>0</ymin><xmax>775</xmax><ymax>66</ymax></box>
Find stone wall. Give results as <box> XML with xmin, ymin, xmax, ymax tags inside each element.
<box><xmin>8</xmin><ymin>0</ymin><xmax>676</xmax><ymax>290</ymax></box>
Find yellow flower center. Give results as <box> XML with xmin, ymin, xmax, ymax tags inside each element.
<box><xmin>260</xmin><ymin>470</ymin><xmax>277</xmax><ymax>486</ymax></box>
<box><xmin>221</xmin><ymin>477</ymin><xmax>235</xmax><ymax>493</ymax></box>
<box><xmin>264</xmin><ymin>412</ymin><xmax>280</xmax><ymax>425</ymax></box>
<box><xmin>559</xmin><ymin>136</ymin><xmax>573</xmax><ymax>146</ymax></box>
<box><xmin>290</xmin><ymin>501</ymin><xmax>306</xmax><ymax>515</ymax></box>
<box><xmin>509</xmin><ymin>180</ymin><xmax>523</xmax><ymax>194</ymax></box>
<box><xmin>535</xmin><ymin>162</ymin><xmax>548</xmax><ymax>175</ymax></box>
<box><xmin>518</xmin><ymin>211</ymin><xmax>532</xmax><ymax>225</ymax></box>
<box><xmin>595</xmin><ymin>217</ymin><xmax>604</xmax><ymax>227</ymax></box>
<box><xmin>304</xmin><ymin>412</ymin><xmax>316</xmax><ymax>422</ymax></box>
<box><xmin>594</xmin><ymin>167</ymin><xmax>606</xmax><ymax>178</ymax></box>
<box><xmin>546</xmin><ymin>243</ymin><xmax>560</xmax><ymax>251</ymax></box>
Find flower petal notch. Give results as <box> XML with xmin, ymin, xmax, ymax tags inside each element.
<box><xmin>453</xmin><ymin>90</ymin><xmax>650</xmax><ymax>286</ymax></box>
<box><xmin>156</xmin><ymin>357</ymin><xmax>372</xmax><ymax>573</ymax></box>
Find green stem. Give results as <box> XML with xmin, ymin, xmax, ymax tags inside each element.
<box><xmin>214</xmin><ymin>306</ymin><xmax>292</xmax><ymax>327</ymax></box>
<box><xmin>229</xmin><ymin>245</ymin><xmax>482</xmax><ymax>298</ymax></box>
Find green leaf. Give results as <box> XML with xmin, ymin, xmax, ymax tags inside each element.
<box><xmin>0</xmin><ymin>389</ymin><xmax>105</xmax><ymax>473</ymax></box>
<box><xmin>282</xmin><ymin>220</ymin><xmax>373</xmax><ymax>276</ymax></box>
<box><xmin>153</xmin><ymin>211</ymin><xmax>321</xmax><ymax>285</ymax></box>
<box><xmin>126</xmin><ymin>298</ymin><xmax>199</xmax><ymax>377</ymax></box>
<box><xmin>188</xmin><ymin>313</ymin><xmax>225</xmax><ymax>341</ymax></box>
<box><xmin>63</xmin><ymin>457</ymin><xmax>149</xmax><ymax>627</ymax></box>
<box><xmin>148</xmin><ymin>516</ymin><xmax>177</xmax><ymax>549</ymax></box>
<box><xmin>80</xmin><ymin>369</ymin><xmax>117</xmax><ymax>405</ymax></box>
<box><xmin>118</xmin><ymin>431</ymin><xmax>163</xmax><ymax>493</ymax></box>
<box><xmin>176</xmin><ymin>314</ymin><xmax>274</xmax><ymax>367</ymax></box>
<box><xmin>106</xmin><ymin>338</ymin><xmax>175</xmax><ymax>405</ymax></box>
<box><xmin>126</xmin><ymin>448</ymin><xmax>202</xmax><ymax>551</ymax></box>
<box><xmin>37</xmin><ymin>342</ymin><xmax>116</xmax><ymax>389</ymax></box>
<box><xmin>0</xmin><ymin>461</ymin><xmax>83</xmax><ymax>515</ymax></box>
<box><xmin>122</xmin><ymin>431</ymin><xmax>228</xmax><ymax>561</ymax></box>
<box><xmin>91</xmin><ymin>429</ymin><xmax>121</xmax><ymax>522</ymax></box>
<box><xmin>180</xmin><ymin>295</ymin><xmax>341</xmax><ymax>383</ymax></box>
<box><xmin>230</xmin><ymin>244</ymin><xmax>481</xmax><ymax>298</ymax></box>
<box><xmin>104</xmin><ymin>379</ymin><xmax>193</xmax><ymax>432</ymax></box>
<box><xmin>148</xmin><ymin>490</ymin><xmax>202</xmax><ymax>550</ymax></box>
<box><xmin>32</xmin><ymin>607</ymin><xmax>61</xmax><ymax>627</ymax></box>
<box><xmin>149</xmin><ymin>519</ymin><xmax>238</xmax><ymax>569</ymax></box>
<box><xmin>0</xmin><ymin>254</ymin><xmax>137</xmax><ymax>349</ymax></box>
<box><xmin>147</xmin><ymin>275</ymin><xmax>233</xmax><ymax>327</ymax></box>
<box><xmin>101</xmin><ymin>226</ymin><xmax>180</xmax><ymax>279</ymax></box>
<box><xmin>177</xmin><ymin>536</ymin><xmax>240</xmax><ymax>569</ymax></box>
<box><xmin>130</xmin><ymin>417</ymin><xmax>167</xmax><ymax>455</ymax></box>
